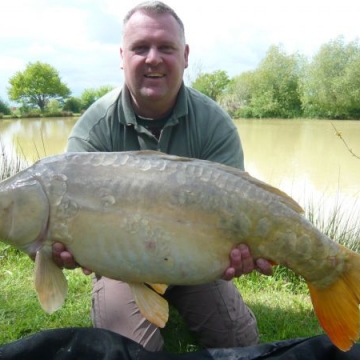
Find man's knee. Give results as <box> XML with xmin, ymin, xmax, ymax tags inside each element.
<box><xmin>91</xmin><ymin>276</ymin><xmax>164</xmax><ymax>351</ymax></box>
<box><xmin>166</xmin><ymin>281</ymin><xmax>259</xmax><ymax>348</ymax></box>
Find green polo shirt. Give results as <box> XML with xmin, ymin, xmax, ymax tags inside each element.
<box><xmin>67</xmin><ymin>82</ymin><xmax>244</xmax><ymax>170</ymax></box>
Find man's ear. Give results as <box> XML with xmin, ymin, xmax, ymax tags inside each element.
<box><xmin>120</xmin><ymin>47</ymin><xmax>124</xmax><ymax>69</ymax></box>
<box><xmin>184</xmin><ymin>44</ymin><xmax>190</xmax><ymax>69</ymax></box>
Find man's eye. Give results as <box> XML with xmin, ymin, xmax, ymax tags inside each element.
<box><xmin>133</xmin><ymin>46</ymin><xmax>147</xmax><ymax>53</ymax></box>
<box><xmin>160</xmin><ymin>46</ymin><xmax>174</xmax><ymax>53</ymax></box>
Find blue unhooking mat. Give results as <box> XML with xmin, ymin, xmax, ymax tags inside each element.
<box><xmin>0</xmin><ymin>327</ymin><xmax>359</xmax><ymax>359</ymax></box>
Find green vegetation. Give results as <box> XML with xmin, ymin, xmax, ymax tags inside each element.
<box><xmin>2</xmin><ymin>36</ymin><xmax>360</xmax><ymax>120</ymax></box>
<box><xmin>79</xmin><ymin>85</ymin><xmax>116</xmax><ymax>110</ymax></box>
<box><xmin>0</xmin><ymin>246</ymin><xmax>92</xmax><ymax>341</ymax></box>
<box><xmin>192</xmin><ymin>36</ymin><xmax>360</xmax><ymax>119</ymax></box>
<box><xmin>5</xmin><ymin>61</ymin><xmax>114</xmax><ymax>118</ymax></box>
<box><xmin>0</xmin><ymin>98</ymin><xmax>11</xmax><ymax>117</ymax></box>
<box><xmin>191</xmin><ymin>70</ymin><xmax>230</xmax><ymax>101</ymax></box>
<box><xmin>8</xmin><ymin>62</ymin><xmax>71</xmax><ymax>112</ymax></box>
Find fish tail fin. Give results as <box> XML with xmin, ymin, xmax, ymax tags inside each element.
<box><xmin>34</xmin><ymin>248</ymin><xmax>68</xmax><ymax>314</ymax></box>
<box><xmin>307</xmin><ymin>245</ymin><xmax>360</xmax><ymax>351</ymax></box>
<box><xmin>130</xmin><ymin>283</ymin><xmax>169</xmax><ymax>328</ymax></box>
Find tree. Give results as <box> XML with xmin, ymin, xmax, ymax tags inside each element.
<box><xmin>0</xmin><ymin>98</ymin><xmax>11</xmax><ymax>115</ymax></box>
<box><xmin>219</xmin><ymin>71</ymin><xmax>256</xmax><ymax>117</ymax></box>
<box><xmin>191</xmin><ymin>70</ymin><xmax>230</xmax><ymax>101</ymax></box>
<box><xmin>80</xmin><ymin>85</ymin><xmax>115</xmax><ymax>110</ymax></box>
<box><xmin>300</xmin><ymin>36</ymin><xmax>360</xmax><ymax>119</ymax></box>
<box><xmin>8</xmin><ymin>61</ymin><xmax>71</xmax><ymax>112</ymax></box>
<box><xmin>249</xmin><ymin>45</ymin><xmax>303</xmax><ymax>118</ymax></box>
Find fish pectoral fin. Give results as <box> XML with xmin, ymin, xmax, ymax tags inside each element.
<box><xmin>267</xmin><ymin>259</ymin><xmax>278</xmax><ymax>266</ymax></box>
<box><xmin>129</xmin><ymin>283</ymin><xmax>169</xmax><ymax>328</ymax></box>
<box><xmin>34</xmin><ymin>249</ymin><xmax>68</xmax><ymax>314</ymax></box>
<box><xmin>307</xmin><ymin>246</ymin><xmax>360</xmax><ymax>352</ymax></box>
<box><xmin>146</xmin><ymin>283</ymin><xmax>168</xmax><ymax>295</ymax></box>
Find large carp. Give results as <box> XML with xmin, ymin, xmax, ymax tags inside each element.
<box><xmin>0</xmin><ymin>151</ymin><xmax>359</xmax><ymax>351</ymax></box>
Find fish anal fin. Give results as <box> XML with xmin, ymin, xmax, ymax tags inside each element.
<box><xmin>34</xmin><ymin>249</ymin><xmax>68</xmax><ymax>314</ymax></box>
<box><xmin>130</xmin><ymin>283</ymin><xmax>169</xmax><ymax>328</ymax></box>
<box><xmin>146</xmin><ymin>283</ymin><xmax>168</xmax><ymax>295</ymax></box>
<box><xmin>307</xmin><ymin>247</ymin><xmax>360</xmax><ymax>351</ymax></box>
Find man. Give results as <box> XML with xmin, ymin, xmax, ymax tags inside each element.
<box><xmin>53</xmin><ymin>0</ymin><xmax>272</xmax><ymax>352</ymax></box>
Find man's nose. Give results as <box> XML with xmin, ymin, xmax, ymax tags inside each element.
<box><xmin>145</xmin><ymin>47</ymin><xmax>162</xmax><ymax>65</ymax></box>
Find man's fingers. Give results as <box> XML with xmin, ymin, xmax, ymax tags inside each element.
<box><xmin>52</xmin><ymin>242</ymin><xmax>67</xmax><ymax>267</ymax></box>
<box><xmin>236</xmin><ymin>244</ymin><xmax>254</xmax><ymax>275</ymax></box>
<box><xmin>225</xmin><ymin>244</ymin><xmax>274</xmax><ymax>280</ymax></box>
<box><xmin>222</xmin><ymin>267</ymin><xmax>236</xmax><ymax>281</ymax></box>
<box><xmin>51</xmin><ymin>242</ymin><xmax>93</xmax><ymax>275</ymax></box>
<box><xmin>52</xmin><ymin>242</ymin><xmax>78</xmax><ymax>269</ymax></box>
<box><xmin>82</xmin><ymin>268</ymin><xmax>93</xmax><ymax>276</ymax></box>
<box><xmin>60</xmin><ymin>252</ymin><xmax>79</xmax><ymax>269</ymax></box>
<box><xmin>256</xmin><ymin>258</ymin><xmax>273</xmax><ymax>276</ymax></box>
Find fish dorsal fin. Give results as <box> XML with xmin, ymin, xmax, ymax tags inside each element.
<box><xmin>146</xmin><ymin>283</ymin><xmax>168</xmax><ymax>295</ymax></box>
<box><xmin>129</xmin><ymin>283</ymin><xmax>169</xmax><ymax>328</ymax></box>
<box><xmin>209</xmin><ymin>163</ymin><xmax>304</xmax><ymax>215</ymax></box>
<box><xmin>239</xmin><ymin>171</ymin><xmax>304</xmax><ymax>214</ymax></box>
<box><xmin>136</xmin><ymin>150</ymin><xmax>192</xmax><ymax>162</ymax></box>
<box><xmin>134</xmin><ymin>151</ymin><xmax>303</xmax><ymax>214</ymax></box>
<box><xmin>34</xmin><ymin>248</ymin><xmax>68</xmax><ymax>314</ymax></box>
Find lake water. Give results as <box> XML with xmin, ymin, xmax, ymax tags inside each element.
<box><xmin>236</xmin><ymin>119</ymin><xmax>360</xmax><ymax>231</ymax></box>
<box><xmin>1</xmin><ymin>117</ymin><xmax>360</xmax><ymax>229</ymax></box>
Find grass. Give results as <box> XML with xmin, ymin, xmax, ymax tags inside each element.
<box><xmin>0</xmin><ymin>244</ymin><xmax>321</xmax><ymax>350</ymax></box>
<box><xmin>0</xmin><ymin>151</ymin><xmax>359</xmax><ymax>352</ymax></box>
<box><xmin>235</xmin><ymin>269</ymin><xmax>321</xmax><ymax>344</ymax></box>
<box><xmin>0</xmin><ymin>245</ymin><xmax>92</xmax><ymax>341</ymax></box>
<box><xmin>0</xmin><ymin>246</ymin><xmax>324</xmax><ymax>351</ymax></box>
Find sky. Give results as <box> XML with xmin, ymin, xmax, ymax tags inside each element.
<box><xmin>1</xmin><ymin>0</ymin><xmax>359</xmax><ymax>104</ymax></box>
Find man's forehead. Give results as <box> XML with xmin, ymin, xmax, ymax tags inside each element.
<box><xmin>123</xmin><ymin>11</ymin><xmax>182</xmax><ymax>39</ymax></box>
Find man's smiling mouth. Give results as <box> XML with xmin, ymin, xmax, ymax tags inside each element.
<box><xmin>145</xmin><ymin>73</ymin><xmax>165</xmax><ymax>78</ymax></box>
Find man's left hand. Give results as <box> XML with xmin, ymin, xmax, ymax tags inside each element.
<box><xmin>222</xmin><ymin>244</ymin><xmax>273</xmax><ymax>281</ymax></box>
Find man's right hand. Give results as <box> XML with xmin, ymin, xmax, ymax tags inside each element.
<box><xmin>52</xmin><ymin>242</ymin><xmax>93</xmax><ymax>275</ymax></box>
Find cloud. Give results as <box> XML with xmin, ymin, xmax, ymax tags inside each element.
<box><xmin>0</xmin><ymin>0</ymin><xmax>123</xmax><ymax>101</ymax></box>
<box><xmin>1</xmin><ymin>0</ymin><xmax>359</xmax><ymax>103</ymax></box>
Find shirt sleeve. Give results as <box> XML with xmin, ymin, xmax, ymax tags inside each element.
<box><xmin>194</xmin><ymin>98</ymin><xmax>244</xmax><ymax>170</ymax></box>
<box><xmin>66</xmin><ymin>88</ymin><xmax>121</xmax><ymax>153</ymax></box>
<box><xmin>201</xmin><ymin>125</ymin><xmax>245</xmax><ymax>170</ymax></box>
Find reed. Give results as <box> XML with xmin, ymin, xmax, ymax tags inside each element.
<box><xmin>0</xmin><ymin>144</ymin><xmax>24</xmax><ymax>181</ymax></box>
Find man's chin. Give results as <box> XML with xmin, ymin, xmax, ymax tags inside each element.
<box><xmin>140</xmin><ymin>89</ymin><xmax>167</xmax><ymax>101</ymax></box>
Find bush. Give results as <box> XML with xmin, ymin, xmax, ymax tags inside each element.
<box><xmin>63</xmin><ymin>97</ymin><xmax>82</xmax><ymax>113</ymax></box>
<box><xmin>234</xmin><ymin>106</ymin><xmax>254</xmax><ymax>118</ymax></box>
<box><xmin>44</xmin><ymin>111</ymin><xmax>73</xmax><ymax>117</ymax></box>
<box><xmin>0</xmin><ymin>98</ymin><xmax>11</xmax><ymax>115</ymax></box>
<box><xmin>22</xmin><ymin>110</ymin><xmax>42</xmax><ymax>118</ymax></box>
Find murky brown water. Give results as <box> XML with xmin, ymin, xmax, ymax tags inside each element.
<box><xmin>235</xmin><ymin>119</ymin><xmax>360</xmax><ymax>227</ymax></box>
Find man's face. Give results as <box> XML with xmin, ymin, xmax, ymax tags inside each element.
<box><xmin>120</xmin><ymin>11</ymin><xmax>189</xmax><ymax>110</ymax></box>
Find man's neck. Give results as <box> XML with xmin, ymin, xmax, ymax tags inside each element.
<box><xmin>130</xmin><ymin>97</ymin><xmax>175</xmax><ymax>119</ymax></box>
